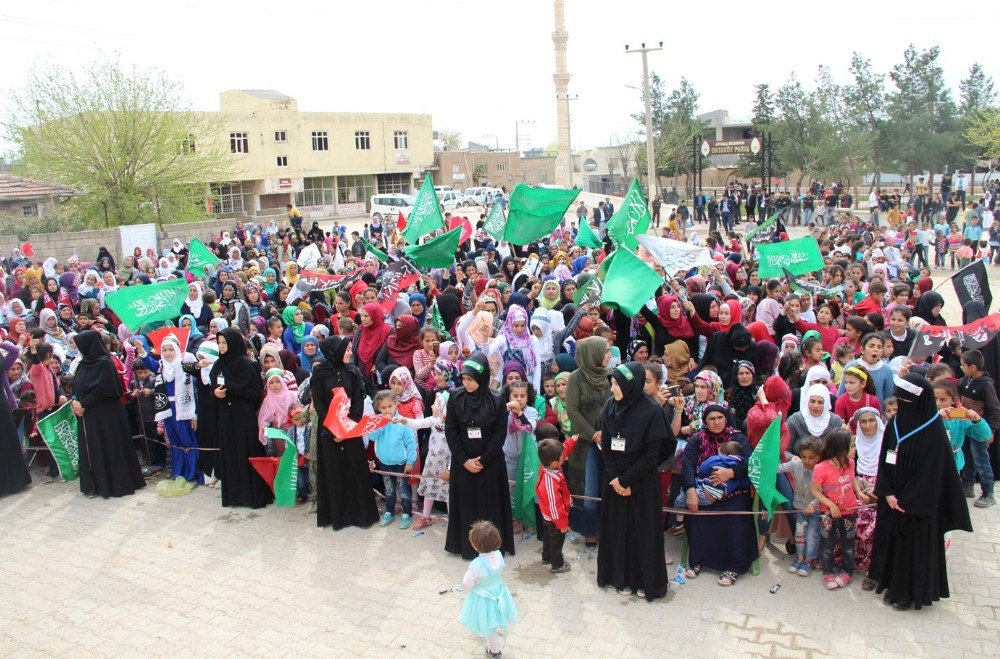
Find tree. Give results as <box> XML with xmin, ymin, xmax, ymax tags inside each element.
<box><xmin>737</xmin><ymin>84</ymin><xmax>776</xmax><ymax>180</ymax></box>
<box><xmin>608</xmin><ymin>133</ymin><xmax>639</xmax><ymax>196</ymax></box>
<box><xmin>437</xmin><ymin>130</ymin><xmax>462</xmax><ymax>151</ymax></box>
<box><xmin>959</xmin><ymin>63</ymin><xmax>997</xmax><ymax>117</ymax></box>
<box><xmin>4</xmin><ymin>57</ymin><xmax>230</xmax><ymax>227</ymax></box>
<box><xmin>844</xmin><ymin>52</ymin><xmax>890</xmax><ymax>188</ymax></box>
<box><xmin>967</xmin><ymin>109</ymin><xmax>1000</xmax><ymax>158</ymax></box>
<box><xmin>633</xmin><ymin>75</ymin><xmax>706</xmax><ymax>193</ymax></box>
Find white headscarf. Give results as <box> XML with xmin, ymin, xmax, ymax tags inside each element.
<box><xmin>156</xmin><ymin>337</ymin><xmax>196</xmax><ymax>421</ymax></box>
<box><xmin>79</xmin><ymin>269</ymin><xmax>100</xmax><ymax>296</ymax></box>
<box><xmin>196</xmin><ymin>340</ymin><xmax>220</xmax><ymax>385</ymax></box>
<box><xmin>799</xmin><ymin>364</ymin><xmax>832</xmax><ymax>416</ymax></box>
<box><xmin>185</xmin><ymin>282</ymin><xmax>204</xmax><ymax>318</ymax></box>
<box><xmin>803</xmin><ymin>383</ymin><xmax>832</xmax><ymax>436</ymax></box>
<box><xmin>42</xmin><ymin>257</ymin><xmax>58</xmax><ymax>279</ymax></box>
<box><xmin>530</xmin><ymin>308</ymin><xmax>554</xmax><ymax>364</ymax></box>
<box><xmin>852</xmin><ymin>406</ymin><xmax>884</xmax><ymax>477</ymax></box>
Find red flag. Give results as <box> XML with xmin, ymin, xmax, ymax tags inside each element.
<box><xmin>298</xmin><ymin>268</ymin><xmax>349</xmax><ymax>292</ymax></box>
<box><xmin>21</xmin><ymin>242</ymin><xmax>34</xmax><ymax>258</ymax></box>
<box><xmin>448</xmin><ymin>215</ymin><xmax>473</xmax><ymax>244</ymax></box>
<box><xmin>146</xmin><ymin>327</ymin><xmax>191</xmax><ymax>354</ymax></box>
<box><xmin>249</xmin><ymin>457</ymin><xmax>279</xmax><ymax>490</ymax></box>
<box><xmin>397</xmin><ymin>211</ymin><xmax>407</xmax><ymax>232</ymax></box>
<box><xmin>323</xmin><ymin>387</ymin><xmax>391</xmax><ymax>439</ymax></box>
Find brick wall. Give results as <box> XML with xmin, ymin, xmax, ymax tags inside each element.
<box><xmin>0</xmin><ymin>228</ymin><xmax>121</xmax><ymax>264</ymax></box>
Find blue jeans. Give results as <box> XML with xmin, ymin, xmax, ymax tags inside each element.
<box><xmin>381</xmin><ymin>463</ymin><xmax>411</xmax><ymax>514</ymax></box>
<box><xmin>802</xmin><ymin>208</ymin><xmax>813</xmax><ymax>225</ymax></box>
<box><xmin>794</xmin><ymin>511</ymin><xmax>822</xmax><ymax>560</ymax></box>
<box><xmin>819</xmin><ymin>514</ymin><xmax>856</xmax><ymax>575</ymax></box>
<box><xmin>961</xmin><ymin>440</ymin><xmax>995</xmax><ymax>494</ymax></box>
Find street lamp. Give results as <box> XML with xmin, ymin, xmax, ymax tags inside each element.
<box><xmin>625</xmin><ymin>41</ymin><xmax>662</xmax><ymax>205</ymax></box>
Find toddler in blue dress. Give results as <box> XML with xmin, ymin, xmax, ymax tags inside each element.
<box><xmin>460</xmin><ymin>521</ymin><xmax>518</xmax><ymax>657</ymax></box>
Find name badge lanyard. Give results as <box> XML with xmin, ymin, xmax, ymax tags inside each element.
<box><xmin>892</xmin><ymin>414</ymin><xmax>938</xmax><ymax>448</ymax></box>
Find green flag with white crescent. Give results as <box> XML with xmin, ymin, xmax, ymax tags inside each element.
<box><xmin>575</xmin><ymin>219</ymin><xmax>603</xmax><ymax>249</ymax></box>
<box><xmin>483</xmin><ymin>203</ymin><xmax>507</xmax><ymax>242</ymax></box>
<box><xmin>755</xmin><ymin>236</ymin><xmax>824</xmax><ymax>279</ymax></box>
<box><xmin>401</xmin><ymin>176</ymin><xmax>445</xmax><ymax>244</ymax></box>
<box><xmin>105</xmin><ymin>278</ymin><xmax>189</xmax><ymax>331</ymax></box>
<box><xmin>403</xmin><ymin>226</ymin><xmax>462</xmax><ymax>268</ymax></box>
<box><xmin>36</xmin><ymin>401</ymin><xmax>79</xmax><ymax>481</ymax></box>
<box><xmin>185</xmin><ymin>238</ymin><xmax>221</xmax><ymax>275</ymax></box>
<box><xmin>748</xmin><ymin>415</ymin><xmax>788</xmax><ymax>517</ymax></box>
<box><xmin>606</xmin><ymin>177</ymin><xmax>651</xmax><ymax>250</ymax></box>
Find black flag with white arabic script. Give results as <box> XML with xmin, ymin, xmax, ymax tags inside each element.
<box><xmin>951</xmin><ymin>260</ymin><xmax>992</xmax><ymax>311</ymax></box>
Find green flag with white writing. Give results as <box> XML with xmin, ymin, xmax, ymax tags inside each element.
<box><xmin>36</xmin><ymin>401</ymin><xmax>79</xmax><ymax>481</ymax></box>
<box><xmin>748</xmin><ymin>415</ymin><xmax>788</xmax><ymax>517</ymax></box>
<box><xmin>755</xmin><ymin>236</ymin><xmax>823</xmax><ymax>279</ymax></box>
<box><xmin>503</xmin><ymin>184</ymin><xmax>579</xmax><ymax>245</ymax></box>
<box><xmin>401</xmin><ymin>176</ymin><xmax>445</xmax><ymax>244</ymax></box>
<box><xmin>431</xmin><ymin>300</ymin><xmax>453</xmax><ymax>340</ymax></box>
<box><xmin>268</xmin><ymin>427</ymin><xmax>299</xmax><ymax>507</ymax></box>
<box><xmin>403</xmin><ymin>226</ymin><xmax>462</xmax><ymax>268</ymax></box>
<box><xmin>606</xmin><ymin>177</ymin><xmax>651</xmax><ymax>250</ymax></box>
<box><xmin>105</xmin><ymin>278</ymin><xmax>189</xmax><ymax>331</ymax></box>
<box><xmin>600</xmin><ymin>247</ymin><xmax>662</xmax><ymax>317</ymax></box>
<box><xmin>359</xmin><ymin>236</ymin><xmax>388</xmax><ymax>263</ymax></box>
<box><xmin>483</xmin><ymin>203</ymin><xmax>507</xmax><ymax>242</ymax></box>
<box><xmin>185</xmin><ymin>238</ymin><xmax>221</xmax><ymax>275</ymax></box>
<box><xmin>575</xmin><ymin>218</ymin><xmax>603</xmax><ymax>249</ymax></box>
<box><xmin>513</xmin><ymin>433</ymin><xmax>540</xmax><ymax>528</ymax></box>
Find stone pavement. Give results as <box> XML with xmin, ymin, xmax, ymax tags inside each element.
<box><xmin>1</xmin><ymin>474</ymin><xmax>997</xmax><ymax>658</ymax></box>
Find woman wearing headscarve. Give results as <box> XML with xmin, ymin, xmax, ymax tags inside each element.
<box><xmin>71</xmin><ymin>330</ymin><xmax>145</xmax><ymax>499</ymax></box>
<box><xmin>181</xmin><ymin>339</ymin><xmax>221</xmax><ymax>486</ymax></box>
<box><xmin>153</xmin><ymin>337</ymin><xmax>199</xmax><ymax>483</ymax></box>
<box><xmin>95</xmin><ymin>246</ymin><xmax>116</xmax><ymax>273</ymax></box>
<box><xmin>699</xmin><ymin>322</ymin><xmax>757</xmax><ymax>389</ymax></box>
<box><xmin>281</xmin><ymin>306</ymin><xmax>313</xmax><ymax>355</ymax></box>
<box><xmin>209</xmin><ymin>328</ymin><xmax>271</xmax><ymax>509</ymax></box>
<box><xmin>680</xmin><ymin>370</ymin><xmax>727</xmax><ymax>437</ymax></box>
<box><xmin>378</xmin><ymin>314</ymin><xmax>421</xmax><ymax>372</ymax></box>
<box><xmin>0</xmin><ymin>340</ymin><xmax>31</xmax><ymax>496</ymax></box>
<box><xmin>353</xmin><ymin>302</ymin><xmax>393</xmax><ymax>381</ymax></box>
<box><xmin>407</xmin><ymin>292</ymin><xmax>428</xmax><ymax>326</ymax></box>
<box><xmin>914</xmin><ymin>290</ymin><xmax>946</xmax><ymax>327</ymax></box>
<box><xmin>851</xmin><ymin>406</ymin><xmax>885</xmax><ymax>589</ymax></box>
<box><xmin>596</xmin><ymin>361</ymin><xmax>673</xmax><ymax>601</ymax></box>
<box><xmin>637</xmin><ymin>294</ymin><xmax>698</xmax><ymax>360</ymax></box>
<box><xmin>786</xmin><ymin>383</ymin><xmax>845</xmax><ymax>455</ymax></box>
<box><xmin>789</xmin><ymin>363</ymin><xmax>836</xmax><ymax>421</ymax></box>
<box><xmin>537</xmin><ymin>280</ymin><xmax>561</xmax><ymax>310</ymax></box>
<box><xmin>745</xmin><ymin>375</ymin><xmax>792</xmax><ymax>451</ymax></box>
<box><xmin>435</xmin><ymin>292</ymin><xmax>463</xmax><ymax>338</ymax></box>
<box><xmin>870</xmin><ymin>373</ymin><xmax>972</xmax><ymax>611</ymax></box>
<box><xmin>726</xmin><ymin>360</ymin><xmax>759</xmax><ymax>430</ymax></box>
<box><xmin>445</xmin><ymin>352</ymin><xmax>516</xmax><ymax>559</ymax></box>
<box><xmin>482</xmin><ymin>305</ymin><xmax>541</xmax><ymax>392</ymax></box>
<box><xmin>680</xmin><ymin>404</ymin><xmax>758</xmax><ymax>586</ymax></box>
<box><xmin>565</xmin><ymin>336</ymin><xmax>611</xmax><ymax>550</ymax></box>
<box><xmin>297</xmin><ymin>335</ymin><xmax>320</xmax><ymax>374</ymax></box>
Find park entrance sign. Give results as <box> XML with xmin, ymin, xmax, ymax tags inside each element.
<box><xmin>700</xmin><ymin>138</ymin><xmax>761</xmax><ymax>157</ymax></box>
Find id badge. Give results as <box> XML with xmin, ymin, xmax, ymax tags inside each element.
<box><xmin>216</xmin><ymin>375</ymin><xmax>225</xmax><ymax>387</ymax></box>
<box><xmin>886</xmin><ymin>450</ymin><xmax>897</xmax><ymax>465</ymax></box>
<box><xmin>611</xmin><ymin>437</ymin><xmax>626</xmax><ymax>452</ymax></box>
<box><xmin>468</xmin><ymin>427</ymin><xmax>482</xmax><ymax>439</ymax></box>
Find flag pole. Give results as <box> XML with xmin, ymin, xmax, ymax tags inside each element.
<box><xmin>751</xmin><ymin>491</ymin><xmax>761</xmax><ymax>577</ymax></box>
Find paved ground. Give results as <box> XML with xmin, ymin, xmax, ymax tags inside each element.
<box><xmin>3</xmin><ymin>225</ymin><xmax>999</xmax><ymax>658</ymax></box>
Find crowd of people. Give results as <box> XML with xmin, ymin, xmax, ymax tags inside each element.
<box><xmin>1</xmin><ymin>183</ymin><xmax>996</xmax><ymax>639</ymax></box>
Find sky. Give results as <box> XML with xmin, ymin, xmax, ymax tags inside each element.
<box><xmin>0</xmin><ymin>0</ymin><xmax>994</xmax><ymax>155</ymax></box>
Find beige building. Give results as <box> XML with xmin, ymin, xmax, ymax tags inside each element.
<box><xmin>195</xmin><ymin>90</ymin><xmax>433</xmax><ymax>218</ymax></box>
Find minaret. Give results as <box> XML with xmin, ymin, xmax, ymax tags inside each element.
<box><xmin>552</xmin><ymin>0</ymin><xmax>573</xmax><ymax>188</ymax></box>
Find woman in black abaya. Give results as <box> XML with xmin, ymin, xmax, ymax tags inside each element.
<box><xmin>445</xmin><ymin>352</ymin><xmax>516</xmax><ymax>559</ymax></box>
<box><xmin>209</xmin><ymin>328</ymin><xmax>271</xmax><ymax>509</ymax></box>
<box><xmin>596</xmin><ymin>362</ymin><xmax>672</xmax><ymax>601</ymax></box>
<box><xmin>0</xmin><ymin>342</ymin><xmax>31</xmax><ymax>496</ymax></box>
<box><xmin>870</xmin><ymin>373</ymin><xmax>972</xmax><ymax>611</ymax></box>
<box><xmin>310</xmin><ymin>336</ymin><xmax>378</xmax><ymax>530</ymax></box>
<box><xmin>72</xmin><ymin>330</ymin><xmax>145</xmax><ymax>498</ymax></box>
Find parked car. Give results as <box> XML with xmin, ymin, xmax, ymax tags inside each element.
<box><xmin>463</xmin><ymin>186</ymin><xmax>502</xmax><ymax>206</ymax></box>
<box><xmin>433</xmin><ymin>185</ymin><xmax>453</xmax><ymax>192</ymax></box>
<box><xmin>370</xmin><ymin>193</ymin><xmax>415</xmax><ymax>222</ymax></box>
<box><xmin>436</xmin><ymin>190</ymin><xmax>471</xmax><ymax>210</ymax></box>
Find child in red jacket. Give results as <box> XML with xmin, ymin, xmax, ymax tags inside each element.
<box><xmin>536</xmin><ymin>436</ymin><xmax>575</xmax><ymax>574</ymax></box>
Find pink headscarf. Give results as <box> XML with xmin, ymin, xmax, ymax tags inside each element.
<box><xmin>501</xmin><ymin>305</ymin><xmax>537</xmax><ymax>375</ymax></box>
<box><xmin>257</xmin><ymin>369</ymin><xmax>298</xmax><ymax>445</ymax></box>
<box><xmin>390</xmin><ymin>366</ymin><xmax>421</xmax><ymax>403</ymax></box>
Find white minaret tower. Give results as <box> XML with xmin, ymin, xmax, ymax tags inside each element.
<box><xmin>552</xmin><ymin>0</ymin><xmax>573</xmax><ymax>188</ymax></box>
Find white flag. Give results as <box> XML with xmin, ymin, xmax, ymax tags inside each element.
<box><xmin>635</xmin><ymin>234</ymin><xmax>715</xmax><ymax>276</ymax></box>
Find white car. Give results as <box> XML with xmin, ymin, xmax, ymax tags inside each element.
<box><xmin>433</xmin><ymin>185</ymin><xmax>453</xmax><ymax>192</ymax></box>
<box><xmin>462</xmin><ymin>186</ymin><xmax>502</xmax><ymax>206</ymax></box>
<box><xmin>436</xmin><ymin>190</ymin><xmax>471</xmax><ymax>210</ymax></box>
<box><xmin>370</xmin><ymin>193</ymin><xmax>415</xmax><ymax>222</ymax></box>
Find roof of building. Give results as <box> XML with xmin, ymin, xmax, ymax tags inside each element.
<box><xmin>0</xmin><ymin>173</ymin><xmax>78</xmax><ymax>200</ymax></box>
<box><xmin>237</xmin><ymin>89</ymin><xmax>294</xmax><ymax>101</ymax></box>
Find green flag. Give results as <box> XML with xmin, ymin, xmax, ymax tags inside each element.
<box><xmin>267</xmin><ymin>427</ymin><xmax>299</xmax><ymax>507</ymax></box>
<box><xmin>748</xmin><ymin>415</ymin><xmax>788</xmax><ymax>517</ymax></box>
<box><xmin>513</xmin><ymin>433</ymin><xmax>540</xmax><ymax>528</ymax></box>
<box><xmin>483</xmin><ymin>203</ymin><xmax>507</xmax><ymax>242</ymax></box>
<box><xmin>503</xmin><ymin>184</ymin><xmax>579</xmax><ymax>245</ymax></box>
<box><xmin>745</xmin><ymin>212</ymin><xmax>778</xmax><ymax>244</ymax></box>
<box><xmin>36</xmin><ymin>401</ymin><xmax>79</xmax><ymax>481</ymax></box>
<box><xmin>573</xmin><ymin>275</ymin><xmax>603</xmax><ymax>307</ymax></box>
<box><xmin>430</xmin><ymin>300</ymin><xmax>453</xmax><ymax>340</ymax></box>
<box><xmin>606</xmin><ymin>177</ymin><xmax>651</xmax><ymax>250</ymax></box>
<box><xmin>600</xmin><ymin>248</ymin><xmax>661</xmax><ymax>317</ymax></box>
<box><xmin>359</xmin><ymin>236</ymin><xmax>388</xmax><ymax>263</ymax></box>
<box><xmin>575</xmin><ymin>218</ymin><xmax>603</xmax><ymax>249</ymax></box>
<box><xmin>105</xmin><ymin>278</ymin><xmax>189</xmax><ymax>331</ymax></box>
<box><xmin>596</xmin><ymin>250</ymin><xmax>616</xmax><ymax>281</ymax></box>
<box><xmin>403</xmin><ymin>226</ymin><xmax>461</xmax><ymax>268</ymax></box>
<box><xmin>401</xmin><ymin>176</ymin><xmax>445</xmax><ymax>244</ymax></box>
<box><xmin>185</xmin><ymin>237</ymin><xmax>221</xmax><ymax>274</ymax></box>
<box><xmin>755</xmin><ymin>236</ymin><xmax>824</xmax><ymax>279</ymax></box>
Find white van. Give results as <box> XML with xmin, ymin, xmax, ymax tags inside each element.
<box><xmin>436</xmin><ymin>190</ymin><xmax>471</xmax><ymax>210</ymax></box>
<box><xmin>370</xmin><ymin>193</ymin><xmax>416</xmax><ymax>222</ymax></box>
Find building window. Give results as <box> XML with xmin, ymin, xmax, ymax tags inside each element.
<box><xmin>229</xmin><ymin>132</ymin><xmax>249</xmax><ymax>154</ymax></box>
<box><xmin>22</xmin><ymin>203</ymin><xmax>38</xmax><ymax>217</ymax></box>
<box><xmin>337</xmin><ymin>175</ymin><xmax>376</xmax><ymax>210</ymax></box>
<box><xmin>296</xmin><ymin>176</ymin><xmax>335</xmax><ymax>207</ymax></box>
<box><xmin>452</xmin><ymin>164</ymin><xmax>460</xmax><ymax>173</ymax></box>
<box><xmin>497</xmin><ymin>162</ymin><xmax>508</xmax><ymax>172</ymax></box>
<box><xmin>393</xmin><ymin>130</ymin><xmax>408</xmax><ymax>149</ymax></box>
<box><xmin>180</xmin><ymin>133</ymin><xmax>196</xmax><ymax>155</ymax></box>
<box><xmin>210</xmin><ymin>182</ymin><xmax>248</xmax><ymax>214</ymax></box>
<box><xmin>539</xmin><ymin>170</ymin><xmax>548</xmax><ymax>183</ymax></box>
<box><xmin>377</xmin><ymin>173</ymin><xmax>411</xmax><ymax>195</ymax></box>
<box><xmin>276</xmin><ymin>155</ymin><xmax>288</xmax><ymax>167</ymax></box>
<box><xmin>311</xmin><ymin>131</ymin><xmax>328</xmax><ymax>151</ymax></box>
<box><xmin>274</xmin><ymin>130</ymin><xmax>287</xmax><ymax>143</ymax></box>
<box><xmin>354</xmin><ymin>131</ymin><xmax>371</xmax><ymax>150</ymax></box>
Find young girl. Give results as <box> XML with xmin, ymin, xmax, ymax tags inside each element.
<box><xmin>459</xmin><ymin>520</ymin><xmax>518</xmax><ymax>658</ymax></box>
<box><xmin>838</xmin><ymin>333</ymin><xmax>893</xmax><ymax>401</ymax></box>
<box><xmin>947</xmin><ymin>224</ymin><xmax>962</xmax><ymax>269</ymax></box>
<box><xmin>412</xmin><ymin>327</ymin><xmax>440</xmax><ymax>390</ymax></box>
<box><xmin>502</xmin><ymin>379</ymin><xmax>538</xmax><ymax>535</ymax></box>
<box><xmin>933</xmin><ymin>381</ymin><xmax>991</xmax><ymax>471</ymax></box>
<box><xmin>833</xmin><ymin>366</ymin><xmax>881</xmax><ymax>429</ymax></box>
<box><xmin>810</xmin><ymin>429</ymin><xmax>872</xmax><ymax>590</ymax></box>
<box><xmin>257</xmin><ymin>369</ymin><xmax>298</xmax><ymax>452</ymax></box>
<box><xmin>400</xmin><ymin>359</ymin><xmax>455</xmax><ymax>530</ymax></box>
<box><xmin>389</xmin><ymin>367</ymin><xmax>424</xmax><ymax>510</ymax></box>
<box><xmin>549</xmin><ymin>372</ymin><xmax>572</xmax><ymax>439</ymax></box>
<box><xmin>154</xmin><ymin>337</ymin><xmax>200</xmax><ymax>483</ymax></box>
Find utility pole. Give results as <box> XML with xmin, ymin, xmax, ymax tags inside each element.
<box><xmin>626</xmin><ymin>41</ymin><xmax>662</xmax><ymax>205</ymax></box>
<box><xmin>514</xmin><ymin>120</ymin><xmax>535</xmax><ymax>154</ymax></box>
<box><xmin>557</xmin><ymin>93</ymin><xmax>579</xmax><ymax>181</ymax></box>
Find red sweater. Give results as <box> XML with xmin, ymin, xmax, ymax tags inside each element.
<box><xmin>794</xmin><ymin>319</ymin><xmax>840</xmax><ymax>353</ymax></box>
<box><xmin>536</xmin><ymin>466</ymin><xmax>572</xmax><ymax>530</ymax></box>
